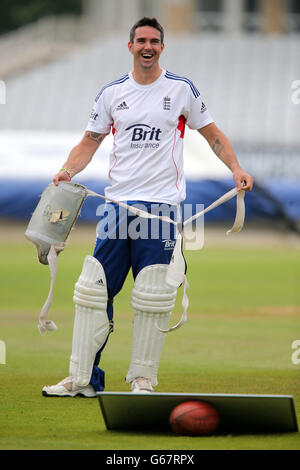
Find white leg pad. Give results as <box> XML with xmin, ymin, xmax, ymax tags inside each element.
<box><xmin>69</xmin><ymin>255</ymin><xmax>110</xmax><ymax>387</ymax></box>
<box><xmin>126</xmin><ymin>264</ymin><xmax>177</xmax><ymax>387</ymax></box>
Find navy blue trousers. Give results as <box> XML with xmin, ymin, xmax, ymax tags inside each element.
<box><xmin>89</xmin><ymin>201</ymin><xmax>177</xmax><ymax>391</ymax></box>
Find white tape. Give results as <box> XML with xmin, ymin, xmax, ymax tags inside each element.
<box><xmin>37</xmin><ymin>185</ymin><xmax>246</xmax><ymax>335</ymax></box>
<box><xmin>38</xmin><ymin>244</ymin><xmax>64</xmax><ymax>335</ymax></box>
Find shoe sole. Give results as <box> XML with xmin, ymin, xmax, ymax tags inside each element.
<box><xmin>42</xmin><ymin>390</ymin><xmax>96</xmax><ymax>398</ymax></box>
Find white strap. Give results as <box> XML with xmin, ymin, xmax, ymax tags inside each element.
<box><xmin>39</xmin><ymin>186</ymin><xmax>245</xmax><ymax>335</ymax></box>
<box><xmin>160</xmin><ymin>188</ymin><xmax>246</xmax><ymax>333</ymax></box>
<box><xmin>226</xmin><ymin>190</ymin><xmax>245</xmax><ymax>235</ymax></box>
<box><xmin>38</xmin><ymin>243</ymin><xmax>64</xmax><ymax>335</ymax></box>
<box><xmin>183</xmin><ymin>187</ymin><xmax>241</xmax><ymax>227</ymax></box>
<box><xmin>156</xmin><ymin>274</ymin><xmax>189</xmax><ymax>333</ymax></box>
<box><xmin>86</xmin><ymin>189</ymin><xmax>177</xmax><ymax>225</ymax></box>
<box><xmin>87</xmin><ymin>187</ymin><xmax>245</xmax><ymax>233</ymax></box>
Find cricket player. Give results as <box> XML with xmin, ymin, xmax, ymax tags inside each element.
<box><xmin>42</xmin><ymin>17</ymin><xmax>253</xmax><ymax>397</ymax></box>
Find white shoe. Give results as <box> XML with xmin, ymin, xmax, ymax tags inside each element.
<box><xmin>131</xmin><ymin>377</ymin><xmax>154</xmax><ymax>393</ymax></box>
<box><xmin>42</xmin><ymin>376</ymin><xmax>96</xmax><ymax>397</ymax></box>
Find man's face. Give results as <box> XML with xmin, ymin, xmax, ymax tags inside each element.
<box><xmin>128</xmin><ymin>26</ymin><xmax>164</xmax><ymax>70</ymax></box>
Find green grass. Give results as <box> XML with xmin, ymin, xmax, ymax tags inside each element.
<box><xmin>0</xmin><ymin>229</ymin><xmax>300</xmax><ymax>450</ymax></box>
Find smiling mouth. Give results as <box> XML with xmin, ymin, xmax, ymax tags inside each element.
<box><xmin>141</xmin><ymin>53</ymin><xmax>154</xmax><ymax>59</ymax></box>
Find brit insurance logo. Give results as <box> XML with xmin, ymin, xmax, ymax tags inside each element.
<box><xmin>162</xmin><ymin>239</ymin><xmax>176</xmax><ymax>250</ymax></box>
<box><xmin>125</xmin><ymin>123</ymin><xmax>162</xmax><ymax>149</ymax></box>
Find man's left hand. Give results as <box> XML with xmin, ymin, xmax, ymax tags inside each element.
<box><xmin>233</xmin><ymin>168</ymin><xmax>254</xmax><ymax>191</ymax></box>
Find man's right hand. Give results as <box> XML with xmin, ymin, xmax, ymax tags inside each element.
<box><xmin>53</xmin><ymin>169</ymin><xmax>72</xmax><ymax>186</ymax></box>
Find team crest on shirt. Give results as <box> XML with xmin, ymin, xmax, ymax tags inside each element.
<box><xmin>163</xmin><ymin>96</ymin><xmax>171</xmax><ymax>110</ymax></box>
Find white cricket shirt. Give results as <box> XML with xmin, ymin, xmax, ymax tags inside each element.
<box><xmin>86</xmin><ymin>69</ymin><xmax>214</xmax><ymax>204</ymax></box>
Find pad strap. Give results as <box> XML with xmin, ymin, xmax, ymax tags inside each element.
<box><xmin>35</xmin><ymin>184</ymin><xmax>245</xmax><ymax>335</ymax></box>
<box><xmin>38</xmin><ymin>243</ymin><xmax>65</xmax><ymax>335</ymax></box>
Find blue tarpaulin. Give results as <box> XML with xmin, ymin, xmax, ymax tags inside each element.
<box><xmin>0</xmin><ymin>178</ymin><xmax>299</xmax><ymax>228</ymax></box>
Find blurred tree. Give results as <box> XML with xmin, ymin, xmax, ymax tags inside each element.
<box><xmin>0</xmin><ymin>0</ymin><xmax>83</xmax><ymax>35</ymax></box>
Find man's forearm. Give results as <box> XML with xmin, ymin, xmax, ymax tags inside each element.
<box><xmin>198</xmin><ymin>123</ymin><xmax>253</xmax><ymax>191</ymax></box>
<box><xmin>60</xmin><ymin>132</ymin><xmax>107</xmax><ymax>178</ymax></box>
<box><xmin>204</xmin><ymin>128</ymin><xmax>240</xmax><ymax>173</ymax></box>
<box><xmin>61</xmin><ymin>143</ymin><xmax>94</xmax><ymax>178</ymax></box>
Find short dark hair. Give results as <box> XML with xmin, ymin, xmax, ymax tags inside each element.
<box><xmin>130</xmin><ymin>17</ymin><xmax>164</xmax><ymax>44</ymax></box>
